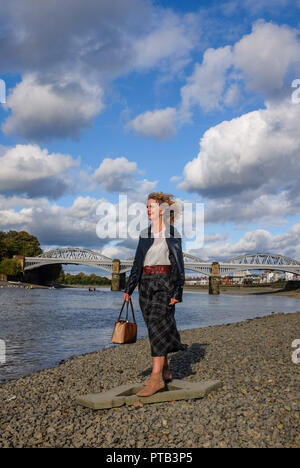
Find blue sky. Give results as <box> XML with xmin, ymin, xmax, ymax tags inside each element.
<box><xmin>0</xmin><ymin>0</ymin><xmax>300</xmax><ymax>272</ymax></box>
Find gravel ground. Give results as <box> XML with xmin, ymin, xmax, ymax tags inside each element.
<box><xmin>0</xmin><ymin>311</ymin><xmax>299</xmax><ymax>448</ymax></box>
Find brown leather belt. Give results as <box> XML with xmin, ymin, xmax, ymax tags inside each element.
<box><xmin>143</xmin><ymin>265</ymin><xmax>171</xmax><ymax>274</ymax></box>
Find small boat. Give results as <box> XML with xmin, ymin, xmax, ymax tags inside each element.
<box><xmin>88</xmin><ymin>287</ymin><xmax>96</xmax><ymax>292</ymax></box>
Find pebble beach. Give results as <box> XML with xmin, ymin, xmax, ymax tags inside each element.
<box><xmin>0</xmin><ymin>311</ymin><xmax>299</xmax><ymax>448</ymax></box>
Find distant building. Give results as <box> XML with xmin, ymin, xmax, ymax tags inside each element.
<box><xmin>221</xmin><ymin>275</ymin><xmax>233</xmax><ymax>285</ymax></box>
<box><xmin>261</xmin><ymin>270</ymin><xmax>285</xmax><ymax>283</ymax></box>
<box><xmin>285</xmin><ymin>272</ymin><xmax>300</xmax><ymax>280</ymax></box>
<box><xmin>232</xmin><ymin>270</ymin><xmax>252</xmax><ymax>284</ymax></box>
<box><xmin>199</xmin><ymin>277</ymin><xmax>209</xmax><ymax>285</ymax></box>
<box><xmin>185</xmin><ymin>276</ymin><xmax>209</xmax><ymax>286</ymax></box>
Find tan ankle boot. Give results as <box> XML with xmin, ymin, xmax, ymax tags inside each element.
<box><xmin>137</xmin><ymin>372</ymin><xmax>165</xmax><ymax>397</ymax></box>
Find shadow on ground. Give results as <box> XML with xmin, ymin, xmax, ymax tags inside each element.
<box><xmin>139</xmin><ymin>343</ymin><xmax>209</xmax><ymax>380</ymax></box>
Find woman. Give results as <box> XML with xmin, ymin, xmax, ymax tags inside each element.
<box><xmin>123</xmin><ymin>192</ymin><xmax>186</xmax><ymax>397</ymax></box>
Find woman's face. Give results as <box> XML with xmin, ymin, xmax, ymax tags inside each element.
<box><xmin>147</xmin><ymin>198</ymin><xmax>163</xmax><ymax>221</ymax></box>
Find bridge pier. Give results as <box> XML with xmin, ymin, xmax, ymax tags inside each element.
<box><xmin>111</xmin><ymin>259</ymin><xmax>126</xmax><ymax>291</ymax></box>
<box><xmin>209</xmin><ymin>262</ymin><xmax>220</xmax><ymax>295</ymax></box>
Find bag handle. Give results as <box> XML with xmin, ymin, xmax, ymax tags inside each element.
<box><xmin>117</xmin><ymin>297</ymin><xmax>136</xmax><ymax>323</ymax></box>
<box><xmin>128</xmin><ymin>297</ymin><xmax>136</xmax><ymax>323</ymax></box>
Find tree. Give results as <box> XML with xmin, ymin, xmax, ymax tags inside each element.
<box><xmin>0</xmin><ymin>230</ymin><xmax>43</xmax><ymax>259</ymax></box>
<box><xmin>0</xmin><ymin>258</ymin><xmax>22</xmax><ymax>277</ymax></box>
<box><xmin>0</xmin><ymin>232</ymin><xmax>8</xmax><ymax>261</ymax></box>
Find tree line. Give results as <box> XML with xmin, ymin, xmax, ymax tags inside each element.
<box><xmin>0</xmin><ymin>230</ymin><xmax>111</xmax><ymax>285</ymax></box>
<box><xmin>56</xmin><ymin>271</ymin><xmax>111</xmax><ymax>286</ymax></box>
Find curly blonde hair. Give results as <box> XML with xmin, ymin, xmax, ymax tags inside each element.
<box><xmin>147</xmin><ymin>191</ymin><xmax>182</xmax><ymax>225</ymax></box>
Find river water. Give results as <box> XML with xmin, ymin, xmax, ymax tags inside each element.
<box><xmin>0</xmin><ymin>286</ymin><xmax>299</xmax><ymax>384</ymax></box>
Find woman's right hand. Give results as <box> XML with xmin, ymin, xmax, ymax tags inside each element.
<box><xmin>123</xmin><ymin>292</ymin><xmax>130</xmax><ymax>302</ymax></box>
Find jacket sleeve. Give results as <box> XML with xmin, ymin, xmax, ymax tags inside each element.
<box><xmin>172</xmin><ymin>237</ymin><xmax>185</xmax><ymax>303</ymax></box>
<box><xmin>124</xmin><ymin>236</ymin><xmax>143</xmax><ymax>296</ymax></box>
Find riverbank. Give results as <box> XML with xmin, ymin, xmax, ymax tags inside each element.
<box><xmin>59</xmin><ymin>283</ymin><xmax>111</xmax><ymax>288</ymax></box>
<box><xmin>0</xmin><ymin>280</ymin><xmax>110</xmax><ymax>289</ymax></box>
<box><xmin>184</xmin><ymin>285</ymin><xmax>300</xmax><ymax>300</ymax></box>
<box><xmin>0</xmin><ymin>311</ymin><xmax>299</xmax><ymax>448</ymax></box>
<box><xmin>0</xmin><ymin>280</ymin><xmax>49</xmax><ymax>289</ymax></box>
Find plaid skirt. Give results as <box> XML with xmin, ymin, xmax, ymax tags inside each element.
<box><xmin>138</xmin><ymin>272</ymin><xmax>186</xmax><ymax>357</ymax></box>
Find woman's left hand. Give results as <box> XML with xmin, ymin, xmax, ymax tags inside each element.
<box><xmin>169</xmin><ymin>298</ymin><xmax>179</xmax><ymax>306</ymax></box>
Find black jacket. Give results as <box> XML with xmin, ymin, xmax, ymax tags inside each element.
<box><xmin>124</xmin><ymin>223</ymin><xmax>185</xmax><ymax>302</ymax></box>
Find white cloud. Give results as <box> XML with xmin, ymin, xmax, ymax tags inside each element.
<box><xmin>177</xmin><ymin>96</ymin><xmax>300</xmax><ymax>224</ymax></box>
<box><xmin>126</xmin><ymin>107</ymin><xmax>177</xmax><ymax>140</ymax></box>
<box><xmin>178</xmin><ymin>98</ymin><xmax>300</xmax><ymax>197</ymax></box>
<box><xmin>2</xmin><ymin>73</ymin><xmax>104</xmax><ymax>141</ymax></box>
<box><xmin>0</xmin><ymin>195</ymin><xmax>107</xmax><ymax>248</ymax></box>
<box><xmin>204</xmin><ymin>189</ymin><xmax>297</xmax><ymax>226</ymax></box>
<box><xmin>0</xmin><ymin>144</ymin><xmax>79</xmax><ymax>198</ymax></box>
<box><xmin>223</xmin><ymin>83</ymin><xmax>241</xmax><ymax>106</ymax></box>
<box><xmin>1</xmin><ymin>191</ymin><xmax>299</xmax><ymax>263</ymax></box>
<box><xmin>0</xmin><ymin>0</ymin><xmax>150</xmax><ymax>77</ymax></box>
<box><xmin>100</xmin><ymin>244</ymin><xmax>133</xmax><ymax>260</ymax></box>
<box><xmin>243</xmin><ymin>0</ymin><xmax>292</xmax><ymax>14</ymax></box>
<box><xmin>0</xmin><ymin>1</ymin><xmax>202</xmax><ymax>140</ymax></box>
<box><xmin>0</xmin><ymin>0</ymin><xmax>200</xmax><ymax>79</ymax></box>
<box><xmin>188</xmin><ymin>223</ymin><xmax>300</xmax><ymax>263</ymax></box>
<box><xmin>233</xmin><ymin>20</ymin><xmax>300</xmax><ymax>98</ymax></box>
<box><xmin>128</xmin><ymin>20</ymin><xmax>300</xmax><ymax>138</ymax></box>
<box><xmin>93</xmin><ymin>157</ymin><xmax>140</xmax><ymax>192</ymax></box>
<box><xmin>170</xmin><ymin>175</ymin><xmax>182</xmax><ymax>183</ymax></box>
<box><xmin>92</xmin><ymin>157</ymin><xmax>157</xmax><ymax>203</ymax></box>
<box><xmin>179</xmin><ymin>46</ymin><xmax>233</xmax><ymax>119</ymax></box>
<box><xmin>178</xmin><ymin>20</ymin><xmax>300</xmax><ymax>120</ymax></box>
<box><xmin>205</xmin><ymin>233</ymin><xmax>229</xmax><ymax>243</ymax></box>
<box><xmin>133</xmin><ymin>10</ymin><xmax>200</xmax><ymax>73</ymax></box>
<box><xmin>0</xmin><ymin>191</ymin><xmax>153</xmax><ymax>251</ymax></box>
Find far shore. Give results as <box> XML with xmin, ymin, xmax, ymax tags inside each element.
<box><xmin>0</xmin><ymin>280</ymin><xmax>111</xmax><ymax>289</ymax></box>
<box><xmin>0</xmin><ymin>280</ymin><xmax>49</xmax><ymax>289</ymax></box>
<box><xmin>183</xmin><ymin>285</ymin><xmax>300</xmax><ymax>299</ymax></box>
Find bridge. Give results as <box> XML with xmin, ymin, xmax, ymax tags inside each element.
<box><xmin>24</xmin><ymin>248</ymin><xmax>300</xmax><ymax>276</ymax></box>
<box><xmin>22</xmin><ymin>248</ymin><xmax>300</xmax><ymax>294</ymax></box>
<box><xmin>25</xmin><ymin>248</ymin><xmax>114</xmax><ymax>273</ymax></box>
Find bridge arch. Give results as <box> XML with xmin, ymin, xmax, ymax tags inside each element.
<box><xmin>225</xmin><ymin>252</ymin><xmax>300</xmax><ymax>266</ymax></box>
<box><xmin>220</xmin><ymin>253</ymin><xmax>300</xmax><ymax>276</ymax></box>
<box><xmin>24</xmin><ymin>248</ymin><xmax>114</xmax><ymax>273</ymax></box>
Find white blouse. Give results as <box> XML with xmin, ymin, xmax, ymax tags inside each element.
<box><xmin>143</xmin><ymin>228</ymin><xmax>171</xmax><ymax>266</ymax></box>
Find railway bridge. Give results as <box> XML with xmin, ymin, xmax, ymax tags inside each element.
<box><xmin>22</xmin><ymin>249</ymin><xmax>300</xmax><ymax>294</ymax></box>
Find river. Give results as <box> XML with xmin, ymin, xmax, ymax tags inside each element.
<box><xmin>0</xmin><ymin>286</ymin><xmax>299</xmax><ymax>384</ymax></box>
